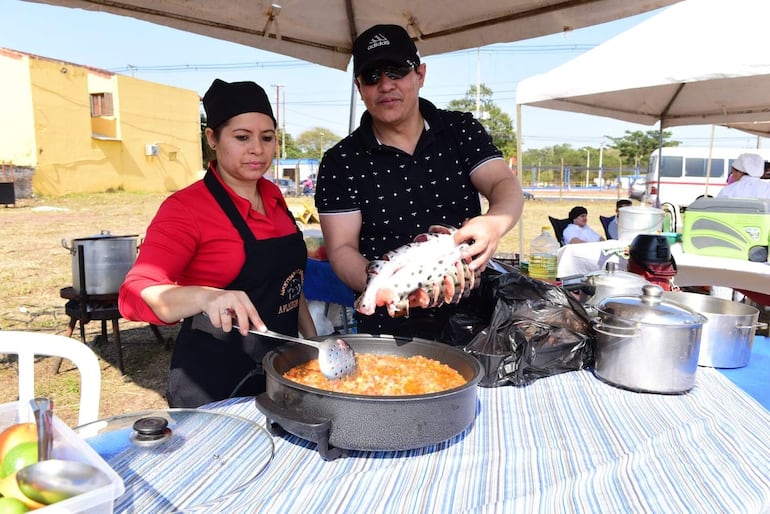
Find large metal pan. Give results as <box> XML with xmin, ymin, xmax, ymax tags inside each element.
<box><xmin>663</xmin><ymin>291</ymin><xmax>767</xmax><ymax>368</ymax></box>
<box><xmin>255</xmin><ymin>334</ymin><xmax>483</xmax><ymax>460</ymax></box>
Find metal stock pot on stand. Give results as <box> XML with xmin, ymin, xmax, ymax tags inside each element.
<box><xmin>62</xmin><ymin>231</ymin><xmax>138</xmax><ymax>294</ymax></box>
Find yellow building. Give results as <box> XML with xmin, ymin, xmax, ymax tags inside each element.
<box><xmin>0</xmin><ymin>48</ymin><xmax>202</xmax><ymax>197</ymax></box>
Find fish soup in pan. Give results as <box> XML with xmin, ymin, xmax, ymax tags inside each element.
<box><xmin>255</xmin><ymin>335</ymin><xmax>483</xmax><ymax>460</ymax></box>
<box><xmin>283</xmin><ymin>352</ymin><xmax>467</xmax><ymax>395</ymax></box>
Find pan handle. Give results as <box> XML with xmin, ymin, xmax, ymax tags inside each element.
<box><xmin>254</xmin><ymin>393</ymin><xmax>344</xmax><ymax>461</ymax></box>
<box><xmin>591</xmin><ymin>319</ymin><xmax>638</xmax><ymax>338</ymax></box>
<box><xmin>735</xmin><ymin>321</ymin><xmax>768</xmax><ymax>331</ymax></box>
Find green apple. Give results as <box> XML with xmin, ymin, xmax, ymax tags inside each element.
<box><xmin>0</xmin><ymin>425</ymin><xmax>36</xmax><ymax>465</ymax></box>
<box><xmin>0</xmin><ymin>496</ymin><xmax>31</xmax><ymax>513</ymax></box>
<box><xmin>0</xmin><ymin>442</ymin><xmax>37</xmax><ymax>479</ymax></box>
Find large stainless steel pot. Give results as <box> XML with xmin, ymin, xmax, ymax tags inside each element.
<box><xmin>592</xmin><ymin>285</ymin><xmax>706</xmax><ymax>394</ymax></box>
<box><xmin>255</xmin><ymin>334</ymin><xmax>483</xmax><ymax>460</ymax></box>
<box><xmin>581</xmin><ymin>262</ymin><xmax>651</xmax><ymax>310</ymax></box>
<box><xmin>663</xmin><ymin>291</ymin><xmax>767</xmax><ymax>368</ymax></box>
<box><xmin>62</xmin><ymin>231</ymin><xmax>138</xmax><ymax>294</ymax></box>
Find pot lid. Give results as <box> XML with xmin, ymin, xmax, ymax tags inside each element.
<box><xmin>596</xmin><ymin>285</ymin><xmax>707</xmax><ymax>326</ymax></box>
<box><xmin>585</xmin><ymin>262</ymin><xmax>649</xmax><ymax>288</ymax></box>
<box><xmin>75</xmin><ymin>408</ymin><xmax>273</xmax><ymax>513</ymax></box>
<box><xmin>73</xmin><ymin>230</ymin><xmax>138</xmax><ymax>241</ymax></box>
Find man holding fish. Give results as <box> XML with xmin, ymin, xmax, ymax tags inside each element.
<box><xmin>315</xmin><ymin>24</ymin><xmax>524</xmax><ymax>341</ymax></box>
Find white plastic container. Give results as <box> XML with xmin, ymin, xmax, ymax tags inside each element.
<box><xmin>0</xmin><ymin>402</ymin><xmax>124</xmax><ymax>513</ymax></box>
<box><xmin>529</xmin><ymin>226</ymin><xmax>559</xmax><ymax>280</ymax></box>
<box><xmin>618</xmin><ymin>206</ymin><xmax>664</xmax><ymax>241</ymax></box>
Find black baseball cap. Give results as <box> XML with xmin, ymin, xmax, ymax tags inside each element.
<box><xmin>203</xmin><ymin>79</ymin><xmax>276</xmax><ymax>130</ymax></box>
<box><xmin>352</xmin><ymin>24</ymin><xmax>420</xmax><ymax>77</ymax></box>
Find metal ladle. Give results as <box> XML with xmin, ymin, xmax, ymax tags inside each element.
<box><xmin>237</xmin><ymin>327</ymin><xmax>358</xmax><ymax>380</ymax></box>
<box><xmin>198</xmin><ymin>312</ymin><xmax>358</xmax><ymax>380</ymax></box>
<box><xmin>16</xmin><ymin>398</ymin><xmax>111</xmax><ymax>505</ymax></box>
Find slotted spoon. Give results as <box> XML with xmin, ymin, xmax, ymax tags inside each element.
<box><xmin>236</xmin><ymin>326</ymin><xmax>357</xmax><ymax>380</ymax></box>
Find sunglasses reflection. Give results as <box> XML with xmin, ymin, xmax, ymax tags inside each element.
<box><xmin>358</xmin><ymin>65</ymin><xmax>414</xmax><ymax>86</ymax></box>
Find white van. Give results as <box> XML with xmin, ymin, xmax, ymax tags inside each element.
<box><xmin>644</xmin><ymin>146</ymin><xmax>770</xmax><ymax>209</ymax></box>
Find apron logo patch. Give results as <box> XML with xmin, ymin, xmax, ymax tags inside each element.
<box><xmin>278</xmin><ymin>269</ymin><xmax>304</xmax><ymax>314</ymax></box>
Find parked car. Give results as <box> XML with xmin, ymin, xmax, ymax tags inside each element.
<box><xmin>269</xmin><ymin>177</ymin><xmax>297</xmax><ymax>196</ymax></box>
<box><xmin>628</xmin><ymin>177</ymin><xmax>647</xmax><ymax>200</ymax></box>
<box><xmin>523</xmin><ymin>190</ymin><xmax>535</xmax><ymax>200</ymax></box>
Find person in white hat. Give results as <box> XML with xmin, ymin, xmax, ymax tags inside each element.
<box><xmin>717</xmin><ymin>153</ymin><xmax>770</xmax><ymax>198</ymax></box>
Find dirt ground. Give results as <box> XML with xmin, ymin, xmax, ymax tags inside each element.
<box><xmin>0</xmin><ymin>192</ymin><xmax>618</xmax><ymax>427</ymax></box>
<box><xmin>0</xmin><ymin>322</ymin><xmax>178</xmax><ymax>425</ymax></box>
<box><xmin>0</xmin><ymin>193</ymin><xmax>176</xmax><ymax>427</ymax></box>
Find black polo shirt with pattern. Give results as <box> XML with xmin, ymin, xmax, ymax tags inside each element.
<box><xmin>316</xmin><ymin>98</ymin><xmax>503</xmax><ymax>261</ymax></box>
<box><xmin>315</xmin><ymin>98</ymin><xmax>503</xmax><ymax>340</ymax></box>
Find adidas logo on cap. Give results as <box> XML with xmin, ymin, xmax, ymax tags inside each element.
<box><xmin>353</xmin><ymin>24</ymin><xmax>420</xmax><ymax>76</ymax></box>
<box><xmin>367</xmin><ymin>33</ymin><xmax>390</xmax><ymax>51</ymax></box>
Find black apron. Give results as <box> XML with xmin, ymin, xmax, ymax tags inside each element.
<box><xmin>167</xmin><ymin>170</ymin><xmax>306</xmax><ymax>408</ymax></box>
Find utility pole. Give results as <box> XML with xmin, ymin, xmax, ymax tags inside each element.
<box><xmin>281</xmin><ymin>88</ymin><xmax>286</xmax><ymax>159</ymax></box>
<box><xmin>271</xmin><ymin>84</ymin><xmax>284</xmax><ymax>180</ymax></box>
<box><xmin>599</xmin><ymin>142</ymin><xmax>604</xmax><ymax>188</ymax></box>
<box><xmin>475</xmin><ymin>48</ymin><xmax>481</xmax><ymax>119</ymax></box>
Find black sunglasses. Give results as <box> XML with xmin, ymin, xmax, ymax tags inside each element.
<box><xmin>357</xmin><ymin>65</ymin><xmax>414</xmax><ymax>86</ymax></box>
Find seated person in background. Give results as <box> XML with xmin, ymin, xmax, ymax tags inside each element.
<box><xmin>563</xmin><ymin>206</ymin><xmax>604</xmax><ymax>244</ymax></box>
<box><xmin>607</xmin><ymin>199</ymin><xmax>633</xmax><ymax>239</ymax></box>
<box><xmin>718</xmin><ymin>153</ymin><xmax>770</xmax><ymax>199</ymax></box>
<box><xmin>713</xmin><ymin>153</ymin><xmax>770</xmax><ymax>302</ymax></box>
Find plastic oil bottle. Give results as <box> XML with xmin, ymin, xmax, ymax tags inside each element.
<box><xmin>529</xmin><ymin>226</ymin><xmax>559</xmax><ymax>280</ymax></box>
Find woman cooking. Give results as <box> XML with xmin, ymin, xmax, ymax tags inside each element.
<box><xmin>119</xmin><ymin>78</ymin><xmax>316</xmax><ymax>408</ymax></box>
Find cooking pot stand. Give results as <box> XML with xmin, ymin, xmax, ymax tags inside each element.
<box><xmin>464</xmin><ymin>270</ymin><xmax>595</xmax><ymax>387</ymax></box>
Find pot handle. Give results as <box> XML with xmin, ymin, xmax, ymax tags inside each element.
<box><xmin>254</xmin><ymin>393</ymin><xmax>344</xmax><ymax>460</ymax></box>
<box><xmin>735</xmin><ymin>321</ymin><xmax>768</xmax><ymax>331</ymax></box>
<box><xmin>61</xmin><ymin>238</ymin><xmax>73</xmax><ymax>253</ymax></box>
<box><xmin>592</xmin><ymin>319</ymin><xmax>638</xmax><ymax>338</ymax></box>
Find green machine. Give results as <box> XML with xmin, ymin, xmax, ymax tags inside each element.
<box><xmin>682</xmin><ymin>197</ymin><xmax>770</xmax><ymax>261</ymax></box>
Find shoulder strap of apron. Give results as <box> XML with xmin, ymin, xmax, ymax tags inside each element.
<box><xmin>204</xmin><ymin>169</ymin><xmax>256</xmax><ymax>243</ymax></box>
<box><xmin>204</xmin><ymin>169</ymin><xmax>302</xmax><ymax>234</ymax></box>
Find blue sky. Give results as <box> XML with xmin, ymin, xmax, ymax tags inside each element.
<box><xmin>3</xmin><ymin>0</ymin><xmax>767</xmax><ymax>151</ymax></box>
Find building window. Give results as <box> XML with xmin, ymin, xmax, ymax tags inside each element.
<box><xmin>90</xmin><ymin>93</ymin><xmax>114</xmax><ymax>117</ymax></box>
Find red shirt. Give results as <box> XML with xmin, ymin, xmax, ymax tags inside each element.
<box><xmin>119</xmin><ymin>170</ymin><xmax>297</xmax><ymax>325</ymax></box>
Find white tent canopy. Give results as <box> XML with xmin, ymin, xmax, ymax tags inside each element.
<box><xmin>25</xmin><ymin>0</ymin><xmax>678</xmax><ymax>71</ymax></box>
<box><xmin>516</xmin><ymin>0</ymin><xmax>770</xmax><ymax>130</ymax></box>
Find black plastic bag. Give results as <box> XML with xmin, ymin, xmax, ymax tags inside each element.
<box><xmin>438</xmin><ymin>268</ymin><xmax>500</xmax><ymax>347</ymax></box>
<box><xmin>464</xmin><ymin>269</ymin><xmax>594</xmax><ymax>387</ymax></box>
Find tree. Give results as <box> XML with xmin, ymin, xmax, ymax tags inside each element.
<box><xmin>446</xmin><ymin>84</ymin><xmax>517</xmax><ymax>159</ymax></box>
<box><xmin>295</xmin><ymin>127</ymin><xmax>342</xmax><ymax>160</ymax></box>
<box><xmin>279</xmin><ymin>130</ymin><xmax>302</xmax><ymax>159</ymax></box>
<box><xmin>606</xmin><ymin>130</ymin><xmax>680</xmax><ymax>169</ymax></box>
<box><xmin>200</xmin><ymin>112</ymin><xmax>214</xmax><ymax>168</ymax></box>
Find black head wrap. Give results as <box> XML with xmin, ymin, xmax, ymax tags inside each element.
<box><xmin>569</xmin><ymin>206</ymin><xmax>588</xmax><ymax>221</ymax></box>
<box><xmin>203</xmin><ymin>79</ymin><xmax>276</xmax><ymax>129</ymax></box>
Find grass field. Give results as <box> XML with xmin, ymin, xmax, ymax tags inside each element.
<box><xmin>0</xmin><ymin>192</ymin><xmax>620</xmax><ymax>425</ymax></box>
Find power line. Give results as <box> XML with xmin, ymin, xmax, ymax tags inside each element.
<box><xmin>106</xmin><ymin>43</ymin><xmax>597</xmax><ymax>75</ymax></box>
<box><xmin>107</xmin><ymin>60</ymin><xmax>314</xmax><ymax>74</ymax></box>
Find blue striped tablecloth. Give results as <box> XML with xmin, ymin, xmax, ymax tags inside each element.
<box><xmin>198</xmin><ymin>368</ymin><xmax>770</xmax><ymax>514</ymax></box>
